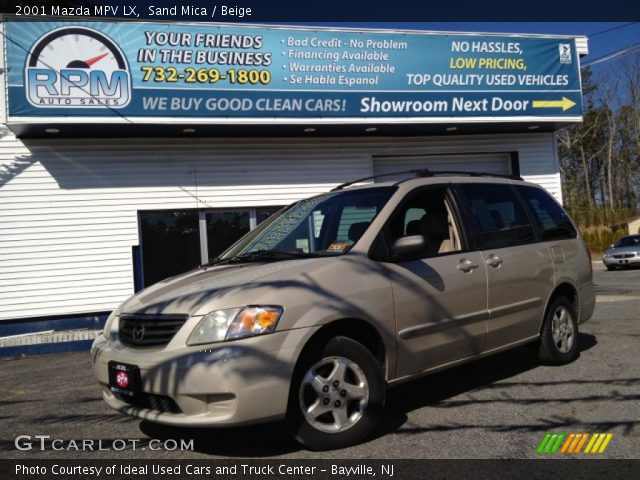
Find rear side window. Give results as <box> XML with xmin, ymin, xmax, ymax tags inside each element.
<box><xmin>460</xmin><ymin>184</ymin><xmax>535</xmax><ymax>249</ymax></box>
<box><xmin>517</xmin><ymin>186</ymin><xmax>577</xmax><ymax>240</ymax></box>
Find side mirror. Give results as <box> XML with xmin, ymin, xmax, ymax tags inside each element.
<box><xmin>609</xmin><ymin>244</ymin><xmax>615</xmax><ymax>249</ymax></box>
<box><xmin>391</xmin><ymin>235</ymin><xmax>427</xmax><ymax>257</ymax></box>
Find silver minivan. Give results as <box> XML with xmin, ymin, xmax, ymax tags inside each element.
<box><xmin>91</xmin><ymin>171</ymin><xmax>595</xmax><ymax>450</ymax></box>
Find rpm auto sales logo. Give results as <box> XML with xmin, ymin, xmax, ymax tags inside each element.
<box><xmin>25</xmin><ymin>26</ymin><xmax>131</xmax><ymax>108</ymax></box>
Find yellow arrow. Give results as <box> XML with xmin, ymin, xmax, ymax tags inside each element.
<box><xmin>532</xmin><ymin>97</ymin><xmax>576</xmax><ymax>111</ymax></box>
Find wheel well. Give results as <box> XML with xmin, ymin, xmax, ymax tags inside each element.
<box><xmin>543</xmin><ymin>283</ymin><xmax>579</xmax><ymax>331</ymax></box>
<box><xmin>298</xmin><ymin>318</ymin><xmax>386</xmax><ymax>373</ymax></box>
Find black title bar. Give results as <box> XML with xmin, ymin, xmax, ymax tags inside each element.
<box><xmin>3</xmin><ymin>0</ymin><xmax>640</xmax><ymax>22</ymax></box>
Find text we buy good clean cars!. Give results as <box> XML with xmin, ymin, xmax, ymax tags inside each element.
<box><xmin>91</xmin><ymin>170</ymin><xmax>595</xmax><ymax>450</ymax></box>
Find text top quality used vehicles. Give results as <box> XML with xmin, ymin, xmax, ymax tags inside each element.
<box><xmin>602</xmin><ymin>234</ymin><xmax>640</xmax><ymax>270</ymax></box>
<box><xmin>91</xmin><ymin>170</ymin><xmax>595</xmax><ymax>450</ymax></box>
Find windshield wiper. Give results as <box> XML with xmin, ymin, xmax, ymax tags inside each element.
<box><xmin>204</xmin><ymin>249</ymin><xmax>319</xmax><ymax>267</ymax></box>
<box><xmin>238</xmin><ymin>249</ymin><xmax>320</xmax><ymax>260</ymax></box>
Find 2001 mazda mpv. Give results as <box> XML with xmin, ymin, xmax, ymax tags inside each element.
<box><xmin>91</xmin><ymin>171</ymin><xmax>595</xmax><ymax>450</ymax></box>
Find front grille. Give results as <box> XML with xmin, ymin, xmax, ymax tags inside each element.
<box><xmin>119</xmin><ymin>314</ymin><xmax>188</xmax><ymax>347</ymax></box>
<box><xmin>613</xmin><ymin>253</ymin><xmax>635</xmax><ymax>259</ymax></box>
<box><xmin>115</xmin><ymin>392</ymin><xmax>182</xmax><ymax>414</ymax></box>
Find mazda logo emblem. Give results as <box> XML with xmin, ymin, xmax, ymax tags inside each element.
<box><xmin>132</xmin><ymin>324</ymin><xmax>145</xmax><ymax>342</ymax></box>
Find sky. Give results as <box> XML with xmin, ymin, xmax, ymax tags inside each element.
<box><xmin>305</xmin><ymin>22</ymin><xmax>640</xmax><ymax>69</ymax></box>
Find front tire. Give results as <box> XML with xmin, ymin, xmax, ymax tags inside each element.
<box><xmin>286</xmin><ymin>336</ymin><xmax>385</xmax><ymax>450</ymax></box>
<box><xmin>538</xmin><ymin>296</ymin><xmax>579</xmax><ymax>365</ymax></box>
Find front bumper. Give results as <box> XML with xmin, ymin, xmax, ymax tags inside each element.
<box><xmin>90</xmin><ymin>326</ymin><xmax>317</xmax><ymax>427</ymax></box>
<box><xmin>602</xmin><ymin>256</ymin><xmax>640</xmax><ymax>267</ymax></box>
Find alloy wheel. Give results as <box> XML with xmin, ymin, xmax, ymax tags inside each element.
<box><xmin>551</xmin><ymin>305</ymin><xmax>575</xmax><ymax>353</ymax></box>
<box><xmin>298</xmin><ymin>356</ymin><xmax>369</xmax><ymax>433</ymax></box>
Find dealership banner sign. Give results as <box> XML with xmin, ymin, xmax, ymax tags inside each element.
<box><xmin>5</xmin><ymin>20</ymin><xmax>583</xmax><ymax>122</ymax></box>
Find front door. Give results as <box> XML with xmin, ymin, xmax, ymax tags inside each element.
<box><xmin>382</xmin><ymin>187</ymin><xmax>489</xmax><ymax>378</ymax></box>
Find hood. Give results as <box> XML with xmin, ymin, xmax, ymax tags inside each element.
<box><xmin>606</xmin><ymin>245</ymin><xmax>640</xmax><ymax>255</ymax></box>
<box><xmin>120</xmin><ymin>259</ymin><xmax>322</xmax><ymax>316</ymax></box>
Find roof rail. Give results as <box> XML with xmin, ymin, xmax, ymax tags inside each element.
<box><xmin>412</xmin><ymin>169</ymin><xmax>524</xmax><ymax>181</ymax></box>
<box><xmin>331</xmin><ymin>169</ymin><xmax>424</xmax><ymax>191</ymax></box>
<box><xmin>331</xmin><ymin>169</ymin><xmax>522</xmax><ymax>191</ymax></box>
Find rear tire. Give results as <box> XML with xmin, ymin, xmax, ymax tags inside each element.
<box><xmin>538</xmin><ymin>296</ymin><xmax>579</xmax><ymax>365</ymax></box>
<box><xmin>286</xmin><ymin>336</ymin><xmax>385</xmax><ymax>450</ymax></box>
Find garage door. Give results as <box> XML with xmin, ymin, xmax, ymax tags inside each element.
<box><xmin>372</xmin><ymin>153</ymin><xmax>512</xmax><ymax>182</ymax></box>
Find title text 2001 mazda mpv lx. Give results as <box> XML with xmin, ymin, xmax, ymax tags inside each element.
<box><xmin>91</xmin><ymin>171</ymin><xmax>595</xmax><ymax>450</ymax></box>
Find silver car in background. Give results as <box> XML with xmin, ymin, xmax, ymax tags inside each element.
<box><xmin>602</xmin><ymin>235</ymin><xmax>640</xmax><ymax>270</ymax></box>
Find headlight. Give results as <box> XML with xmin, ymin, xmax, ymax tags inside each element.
<box><xmin>101</xmin><ymin>310</ymin><xmax>118</xmax><ymax>339</ymax></box>
<box><xmin>187</xmin><ymin>306</ymin><xmax>283</xmax><ymax>345</ymax></box>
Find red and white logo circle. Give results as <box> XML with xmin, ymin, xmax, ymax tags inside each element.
<box><xmin>116</xmin><ymin>371</ymin><xmax>129</xmax><ymax>389</ymax></box>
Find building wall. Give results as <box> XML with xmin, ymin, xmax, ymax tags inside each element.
<box><xmin>629</xmin><ymin>219</ymin><xmax>640</xmax><ymax>235</ymax></box>
<box><xmin>0</xmin><ymin>127</ymin><xmax>562</xmax><ymax>321</ymax></box>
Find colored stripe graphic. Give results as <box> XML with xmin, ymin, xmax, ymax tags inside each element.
<box><xmin>575</xmin><ymin>433</ymin><xmax>590</xmax><ymax>453</ymax></box>
<box><xmin>537</xmin><ymin>433</ymin><xmax>566</xmax><ymax>454</ymax></box>
<box><xmin>541</xmin><ymin>433</ymin><xmax>614</xmax><ymax>455</ymax></box>
<box><xmin>568</xmin><ymin>433</ymin><xmax>582</xmax><ymax>453</ymax></box>
<box><xmin>550</xmin><ymin>433</ymin><xmax>566</xmax><ymax>453</ymax></box>
<box><xmin>537</xmin><ymin>433</ymin><xmax>553</xmax><ymax>454</ymax></box>
<box><xmin>584</xmin><ymin>434</ymin><xmax>599</xmax><ymax>453</ymax></box>
<box><xmin>598</xmin><ymin>433</ymin><xmax>614</xmax><ymax>453</ymax></box>
<box><xmin>585</xmin><ymin>433</ymin><xmax>614</xmax><ymax>453</ymax></box>
<box><xmin>560</xmin><ymin>433</ymin><xmax>575</xmax><ymax>453</ymax></box>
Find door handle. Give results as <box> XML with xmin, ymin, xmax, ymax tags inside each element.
<box><xmin>457</xmin><ymin>258</ymin><xmax>479</xmax><ymax>273</ymax></box>
<box><xmin>485</xmin><ymin>254</ymin><xmax>503</xmax><ymax>268</ymax></box>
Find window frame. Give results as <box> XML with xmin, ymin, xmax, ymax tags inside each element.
<box><xmin>370</xmin><ymin>184</ymin><xmax>473</xmax><ymax>262</ymax></box>
<box><xmin>454</xmin><ymin>182</ymin><xmax>542</xmax><ymax>251</ymax></box>
<box><xmin>513</xmin><ymin>185</ymin><xmax>578</xmax><ymax>242</ymax></box>
<box><xmin>218</xmin><ymin>186</ymin><xmax>398</xmax><ymax>259</ymax></box>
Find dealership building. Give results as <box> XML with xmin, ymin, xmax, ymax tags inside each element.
<box><xmin>0</xmin><ymin>19</ymin><xmax>587</xmax><ymax>354</ymax></box>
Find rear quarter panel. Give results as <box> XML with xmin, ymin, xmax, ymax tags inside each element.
<box><xmin>548</xmin><ymin>236</ymin><xmax>595</xmax><ymax>324</ymax></box>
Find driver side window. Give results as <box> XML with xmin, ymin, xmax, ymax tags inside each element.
<box><xmin>390</xmin><ymin>188</ymin><xmax>462</xmax><ymax>257</ymax></box>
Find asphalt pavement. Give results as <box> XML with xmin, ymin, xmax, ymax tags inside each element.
<box><xmin>1</xmin><ymin>263</ymin><xmax>638</xmax><ymax>459</ymax></box>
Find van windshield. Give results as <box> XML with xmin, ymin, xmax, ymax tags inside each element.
<box><xmin>218</xmin><ymin>187</ymin><xmax>396</xmax><ymax>260</ymax></box>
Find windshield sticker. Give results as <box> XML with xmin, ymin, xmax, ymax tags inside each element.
<box><xmin>327</xmin><ymin>242</ymin><xmax>348</xmax><ymax>253</ymax></box>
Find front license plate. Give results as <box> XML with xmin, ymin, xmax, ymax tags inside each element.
<box><xmin>108</xmin><ymin>361</ymin><xmax>140</xmax><ymax>397</ymax></box>
<box><xmin>619</xmin><ymin>260</ymin><xmax>629</xmax><ymax>264</ymax></box>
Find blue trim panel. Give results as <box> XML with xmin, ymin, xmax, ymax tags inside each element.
<box><xmin>133</xmin><ymin>245</ymin><xmax>144</xmax><ymax>293</ymax></box>
<box><xmin>0</xmin><ymin>312</ymin><xmax>110</xmax><ymax>337</ymax></box>
<box><xmin>0</xmin><ymin>340</ymin><xmax>94</xmax><ymax>359</ymax></box>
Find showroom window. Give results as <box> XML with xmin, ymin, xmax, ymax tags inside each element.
<box><xmin>139</xmin><ymin>207</ymin><xmax>281</xmax><ymax>287</ymax></box>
